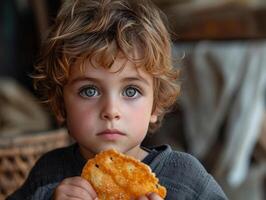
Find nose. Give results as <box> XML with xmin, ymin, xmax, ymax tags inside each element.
<box><xmin>100</xmin><ymin>96</ymin><xmax>121</xmax><ymax>121</ymax></box>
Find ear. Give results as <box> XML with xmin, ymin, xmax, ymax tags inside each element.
<box><xmin>56</xmin><ymin>114</ymin><xmax>65</xmax><ymax>126</ymax></box>
<box><xmin>56</xmin><ymin>98</ymin><xmax>66</xmax><ymax>125</ymax></box>
<box><xmin>150</xmin><ymin>114</ymin><xmax>158</xmax><ymax>123</ymax></box>
<box><xmin>150</xmin><ymin>112</ymin><xmax>158</xmax><ymax>123</ymax></box>
<box><xmin>55</xmin><ymin>107</ymin><xmax>66</xmax><ymax>126</ymax></box>
<box><xmin>150</xmin><ymin>105</ymin><xmax>159</xmax><ymax>123</ymax></box>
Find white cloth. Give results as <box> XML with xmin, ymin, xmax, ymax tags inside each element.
<box><xmin>174</xmin><ymin>41</ymin><xmax>266</xmax><ymax>186</ymax></box>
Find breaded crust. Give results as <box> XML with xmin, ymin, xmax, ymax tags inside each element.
<box><xmin>81</xmin><ymin>149</ymin><xmax>167</xmax><ymax>200</ymax></box>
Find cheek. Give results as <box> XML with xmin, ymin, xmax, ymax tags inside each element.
<box><xmin>66</xmin><ymin>104</ymin><xmax>96</xmax><ymax>134</ymax></box>
<box><xmin>125</xmin><ymin>101</ymin><xmax>153</xmax><ymax>125</ymax></box>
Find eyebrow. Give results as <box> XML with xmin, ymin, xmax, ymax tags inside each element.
<box><xmin>69</xmin><ymin>75</ymin><xmax>150</xmax><ymax>86</ymax></box>
<box><xmin>69</xmin><ymin>77</ymin><xmax>100</xmax><ymax>85</ymax></box>
<box><xmin>121</xmin><ymin>77</ymin><xmax>150</xmax><ymax>85</ymax></box>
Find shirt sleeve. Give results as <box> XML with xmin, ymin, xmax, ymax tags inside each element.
<box><xmin>155</xmin><ymin>150</ymin><xmax>228</xmax><ymax>200</ymax></box>
<box><xmin>197</xmin><ymin>175</ymin><xmax>228</xmax><ymax>200</ymax></box>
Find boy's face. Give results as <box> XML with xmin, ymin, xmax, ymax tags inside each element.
<box><xmin>63</xmin><ymin>54</ymin><xmax>158</xmax><ymax>159</ymax></box>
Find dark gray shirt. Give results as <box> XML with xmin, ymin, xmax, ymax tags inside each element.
<box><xmin>7</xmin><ymin>144</ymin><xmax>228</xmax><ymax>200</ymax></box>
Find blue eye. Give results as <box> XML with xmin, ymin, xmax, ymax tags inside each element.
<box><xmin>123</xmin><ymin>86</ymin><xmax>141</xmax><ymax>98</ymax></box>
<box><xmin>79</xmin><ymin>86</ymin><xmax>99</xmax><ymax>98</ymax></box>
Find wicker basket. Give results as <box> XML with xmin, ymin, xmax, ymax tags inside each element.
<box><xmin>0</xmin><ymin>128</ymin><xmax>70</xmax><ymax>199</ymax></box>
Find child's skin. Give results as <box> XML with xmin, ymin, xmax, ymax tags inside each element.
<box><xmin>53</xmin><ymin>53</ymin><xmax>163</xmax><ymax>200</ymax></box>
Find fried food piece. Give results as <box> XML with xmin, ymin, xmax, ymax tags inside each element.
<box><xmin>81</xmin><ymin>149</ymin><xmax>167</xmax><ymax>200</ymax></box>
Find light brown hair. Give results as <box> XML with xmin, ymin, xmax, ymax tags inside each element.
<box><xmin>33</xmin><ymin>0</ymin><xmax>180</xmax><ymax>132</ymax></box>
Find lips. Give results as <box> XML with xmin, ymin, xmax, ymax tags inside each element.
<box><xmin>97</xmin><ymin>129</ymin><xmax>125</xmax><ymax>140</ymax></box>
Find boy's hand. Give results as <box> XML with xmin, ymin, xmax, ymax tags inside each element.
<box><xmin>137</xmin><ymin>192</ymin><xmax>164</xmax><ymax>200</ymax></box>
<box><xmin>53</xmin><ymin>176</ymin><xmax>98</xmax><ymax>200</ymax></box>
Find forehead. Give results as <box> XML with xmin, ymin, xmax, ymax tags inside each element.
<box><xmin>69</xmin><ymin>53</ymin><xmax>153</xmax><ymax>82</ymax></box>
<box><xmin>72</xmin><ymin>48</ymin><xmax>145</xmax><ymax>72</ymax></box>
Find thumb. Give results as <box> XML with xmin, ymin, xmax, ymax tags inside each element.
<box><xmin>147</xmin><ymin>192</ymin><xmax>164</xmax><ymax>200</ymax></box>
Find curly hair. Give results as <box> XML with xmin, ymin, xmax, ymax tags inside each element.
<box><xmin>33</xmin><ymin>0</ymin><xmax>180</xmax><ymax>132</ymax></box>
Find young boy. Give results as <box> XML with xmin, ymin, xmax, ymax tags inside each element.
<box><xmin>7</xmin><ymin>0</ymin><xmax>228</xmax><ymax>199</ymax></box>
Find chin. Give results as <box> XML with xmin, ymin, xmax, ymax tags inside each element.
<box><xmin>96</xmin><ymin>144</ymin><xmax>121</xmax><ymax>152</ymax></box>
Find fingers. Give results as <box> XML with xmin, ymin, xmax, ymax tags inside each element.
<box><xmin>147</xmin><ymin>192</ymin><xmax>164</xmax><ymax>200</ymax></box>
<box><xmin>53</xmin><ymin>176</ymin><xmax>98</xmax><ymax>200</ymax></box>
<box><xmin>137</xmin><ymin>196</ymin><xmax>149</xmax><ymax>200</ymax></box>
<box><xmin>63</xmin><ymin>177</ymin><xmax>97</xmax><ymax>197</ymax></box>
<box><xmin>137</xmin><ymin>193</ymin><xmax>164</xmax><ymax>200</ymax></box>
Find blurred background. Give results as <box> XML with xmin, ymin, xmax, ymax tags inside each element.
<box><xmin>0</xmin><ymin>0</ymin><xmax>266</xmax><ymax>199</ymax></box>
